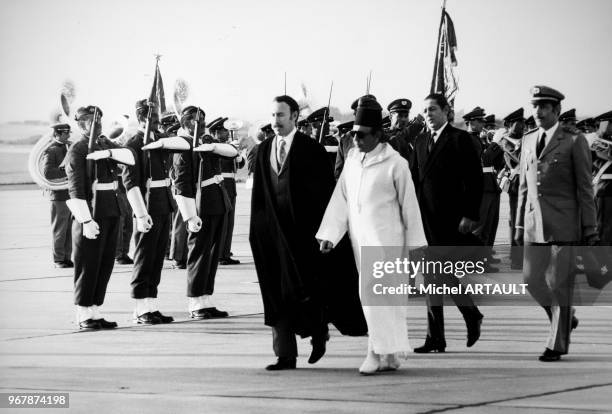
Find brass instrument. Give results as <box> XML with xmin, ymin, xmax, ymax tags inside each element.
<box><xmin>590</xmin><ymin>136</ymin><xmax>612</xmax><ymax>153</ymax></box>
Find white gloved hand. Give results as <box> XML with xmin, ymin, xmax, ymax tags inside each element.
<box><xmin>187</xmin><ymin>216</ymin><xmax>202</xmax><ymax>233</ymax></box>
<box><xmin>86</xmin><ymin>150</ymin><xmax>112</xmax><ymax>161</ymax></box>
<box><xmin>136</xmin><ymin>215</ymin><xmax>153</xmax><ymax>232</ymax></box>
<box><xmin>142</xmin><ymin>141</ymin><xmax>164</xmax><ymax>151</ymax></box>
<box><xmin>193</xmin><ymin>143</ymin><xmax>215</xmax><ymax>152</ymax></box>
<box><xmin>83</xmin><ymin>220</ymin><xmax>100</xmax><ymax>239</ymax></box>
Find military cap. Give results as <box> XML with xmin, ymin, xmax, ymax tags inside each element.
<box><xmin>503</xmin><ymin>108</ymin><xmax>524</xmax><ymax>123</ymax></box>
<box><xmin>74</xmin><ymin>105</ymin><xmax>103</xmax><ymax>121</ymax></box>
<box><xmin>559</xmin><ymin>108</ymin><xmax>576</xmax><ymax>122</ymax></box>
<box><xmin>525</xmin><ymin>115</ymin><xmax>535</xmax><ymax>126</ymax></box>
<box><xmin>180</xmin><ymin>106</ymin><xmax>205</xmax><ymax>121</ymax></box>
<box><xmin>484</xmin><ymin>114</ymin><xmax>496</xmax><ymax>127</ymax></box>
<box><xmin>351</xmin><ymin>94</ymin><xmax>377</xmax><ymax>111</ymax></box>
<box><xmin>307</xmin><ymin>107</ymin><xmax>331</xmax><ymax>123</ymax></box>
<box><xmin>576</xmin><ymin>118</ymin><xmax>593</xmax><ymax>129</ymax></box>
<box><xmin>463</xmin><ymin>107</ymin><xmax>486</xmax><ymax>121</ymax></box>
<box><xmin>160</xmin><ymin>112</ymin><xmax>178</xmax><ymax>125</ymax></box>
<box><xmin>594</xmin><ymin>110</ymin><xmax>612</xmax><ymax>122</ymax></box>
<box><xmin>297</xmin><ymin>119</ymin><xmax>309</xmax><ymax>127</ymax></box>
<box><xmin>50</xmin><ymin>123</ymin><xmax>71</xmax><ymax>132</ymax></box>
<box><xmin>260</xmin><ymin>123</ymin><xmax>273</xmax><ymax>133</ymax></box>
<box><xmin>336</xmin><ymin>120</ymin><xmax>354</xmax><ymax>133</ymax></box>
<box><xmin>530</xmin><ymin>85</ymin><xmax>565</xmax><ymax>103</ymax></box>
<box><xmin>382</xmin><ymin>115</ymin><xmax>391</xmax><ymax>129</ymax></box>
<box><xmin>207</xmin><ymin>117</ymin><xmax>228</xmax><ymax>131</ymax></box>
<box><xmin>353</xmin><ymin>96</ymin><xmax>383</xmax><ymax>131</ymax></box>
<box><xmin>387</xmin><ymin>99</ymin><xmax>412</xmax><ymax>113</ymax></box>
<box><xmin>135</xmin><ymin>99</ymin><xmax>155</xmax><ymax>111</ymax></box>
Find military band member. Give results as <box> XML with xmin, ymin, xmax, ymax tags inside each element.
<box><xmin>172</xmin><ymin>106</ymin><xmax>238</xmax><ymax>319</ymax></box>
<box><xmin>208</xmin><ymin>117</ymin><xmax>246</xmax><ymax>266</ymax></box>
<box><xmin>592</xmin><ymin>110</ymin><xmax>612</xmax><ymax>244</ymax></box>
<box><xmin>559</xmin><ymin>108</ymin><xmax>577</xmax><ymax>130</ymax></box>
<box><xmin>64</xmin><ymin>105</ymin><xmax>135</xmax><ymax>329</ymax></box>
<box><xmin>43</xmin><ymin>123</ymin><xmax>73</xmax><ymax>268</ymax></box>
<box><xmin>121</xmin><ymin>99</ymin><xmax>190</xmax><ymax>324</ymax></box>
<box><xmin>498</xmin><ymin>108</ymin><xmax>526</xmax><ymax>269</ymax></box>
<box><xmin>463</xmin><ymin>106</ymin><xmax>487</xmax><ymax>154</ymax></box>
<box><xmin>386</xmin><ymin>98</ymin><xmax>423</xmax><ymax>166</ymax></box>
<box><xmin>515</xmin><ymin>86</ymin><xmax>598</xmax><ymax>361</ymax></box>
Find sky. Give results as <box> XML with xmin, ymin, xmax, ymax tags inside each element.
<box><xmin>0</xmin><ymin>0</ymin><xmax>611</xmax><ymax>127</ymax></box>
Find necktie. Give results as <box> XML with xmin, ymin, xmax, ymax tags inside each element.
<box><xmin>536</xmin><ymin>132</ymin><xmax>546</xmax><ymax>158</ymax></box>
<box><xmin>277</xmin><ymin>138</ymin><xmax>286</xmax><ymax>169</ymax></box>
<box><xmin>427</xmin><ymin>132</ymin><xmax>436</xmax><ymax>155</ymax></box>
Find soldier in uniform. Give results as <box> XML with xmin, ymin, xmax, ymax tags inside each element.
<box><xmin>121</xmin><ymin>99</ymin><xmax>190</xmax><ymax>324</ymax></box>
<box><xmin>42</xmin><ymin>123</ymin><xmax>73</xmax><ymax>268</ymax></box>
<box><xmin>498</xmin><ymin>108</ymin><xmax>526</xmax><ymax>269</ymax></box>
<box><xmin>463</xmin><ymin>106</ymin><xmax>487</xmax><ymax>154</ymax></box>
<box><xmin>525</xmin><ymin>115</ymin><xmax>536</xmax><ymax>130</ymax></box>
<box><xmin>297</xmin><ymin>119</ymin><xmax>312</xmax><ymax>137</ymax></box>
<box><xmin>172</xmin><ymin>106</ymin><xmax>238</xmax><ymax>319</ymax></box>
<box><xmin>559</xmin><ymin>108</ymin><xmax>577</xmax><ymax>130</ymax></box>
<box><xmin>208</xmin><ymin>117</ymin><xmax>246</xmax><ymax>266</ymax></box>
<box><xmin>386</xmin><ymin>98</ymin><xmax>424</xmax><ymax>166</ymax></box>
<box><xmin>592</xmin><ymin>110</ymin><xmax>612</xmax><ymax>244</ymax></box>
<box><xmin>515</xmin><ymin>86</ymin><xmax>598</xmax><ymax>361</ymax></box>
<box><xmin>64</xmin><ymin>105</ymin><xmax>135</xmax><ymax>329</ymax></box>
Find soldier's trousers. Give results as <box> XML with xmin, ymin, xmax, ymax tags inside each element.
<box><xmin>169</xmin><ymin>210</ymin><xmax>188</xmax><ymax>262</ymax></box>
<box><xmin>186</xmin><ymin>214</ymin><xmax>226</xmax><ymax>297</ymax></box>
<box><xmin>73</xmin><ymin>217</ymin><xmax>119</xmax><ymax>306</ymax></box>
<box><xmin>115</xmin><ymin>192</ymin><xmax>133</xmax><ymax>259</ymax></box>
<box><xmin>220</xmin><ymin>194</ymin><xmax>237</xmax><ymax>259</ymax></box>
<box><xmin>131</xmin><ymin>214</ymin><xmax>170</xmax><ymax>299</ymax></box>
<box><xmin>473</xmin><ymin>191</ymin><xmax>500</xmax><ymax>254</ymax></box>
<box><xmin>596</xmin><ymin>196</ymin><xmax>612</xmax><ymax>244</ymax></box>
<box><xmin>523</xmin><ymin>243</ymin><xmax>575</xmax><ymax>354</ymax></box>
<box><xmin>50</xmin><ymin>201</ymin><xmax>72</xmax><ymax>263</ymax></box>
<box><xmin>508</xmin><ymin>193</ymin><xmax>523</xmax><ymax>266</ymax></box>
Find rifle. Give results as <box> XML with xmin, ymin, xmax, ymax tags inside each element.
<box><xmin>318</xmin><ymin>81</ymin><xmax>333</xmax><ymax>144</ymax></box>
<box><xmin>86</xmin><ymin>107</ymin><xmax>99</xmax><ymax>184</ymax></box>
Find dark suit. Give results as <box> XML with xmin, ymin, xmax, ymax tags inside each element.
<box><xmin>411</xmin><ymin>123</ymin><xmax>484</xmax><ymax>345</ymax></box>
<box><xmin>220</xmin><ymin>154</ymin><xmax>245</xmax><ymax>259</ymax></box>
<box><xmin>516</xmin><ymin>124</ymin><xmax>597</xmax><ymax>354</ymax></box>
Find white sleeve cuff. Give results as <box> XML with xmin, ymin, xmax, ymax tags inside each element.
<box><xmin>66</xmin><ymin>198</ymin><xmax>93</xmax><ymax>223</ymax></box>
<box><xmin>109</xmin><ymin>148</ymin><xmax>135</xmax><ymax>166</ymax></box>
<box><xmin>175</xmin><ymin>194</ymin><xmax>197</xmax><ymax>221</ymax></box>
<box><xmin>158</xmin><ymin>137</ymin><xmax>190</xmax><ymax>151</ymax></box>
<box><xmin>126</xmin><ymin>187</ymin><xmax>148</xmax><ymax>217</ymax></box>
<box><xmin>213</xmin><ymin>143</ymin><xmax>239</xmax><ymax>158</ymax></box>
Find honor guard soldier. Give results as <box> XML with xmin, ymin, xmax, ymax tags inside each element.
<box><xmin>297</xmin><ymin>119</ymin><xmax>313</xmax><ymax>137</ymax></box>
<box><xmin>121</xmin><ymin>99</ymin><xmax>190</xmax><ymax>324</ymax></box>
<box><xmin>386</xmin><ymin>98</ymin><xmax>423</xmax><ymax>167</ymax></box>
<box><xmin>172</xmin><ymin>106</ymin><xmax>238</xmax><ymax>319</ymax></box>
<box><xmin>208</xmin><ymin>117</ymin><xmax>246</xmax><ymax>265</ymax></box>
<box><xmin>463</xmin><ymin>107</ymin><xmax>487</xmax><ymax>154</ymax></box>
<box><xmin>515</xmin><ymin>86</ymin><xmax>598</xmax><ymax>361</ymax></box>
<box><xmin>559</xmin><ymin>108</ymin><xmax>577</xmax><ymax>130</ymax></box>
<box><xmin>592</xmin><ymin>110</ymin><xmax>612</xmax><ymax>244</ymax></box>
<box><xmin>43</xmin><ymin>123</ymin><xmax>73</xmax><ymax>268</ymax></box>
<box><xmin>64</xmin><ymin>105</ymin><xmax>135</xmax><ymax>329</ymax></box>
<box><xmin>308</xmin><ymin>107</ymin><xmax>338</xmax><ymax>166</ymax></box>
<box><xmin>497</xmin><ymin>108</ymin><xmax>526</xmax><ymax>269</ymax></box>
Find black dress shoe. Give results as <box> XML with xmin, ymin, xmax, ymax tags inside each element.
<box><xmin>308</xmin><ymin>333</ymin><xmax>329</xmax><ymax>364</ymax></box>
<box><xmin>571</xmin><ymin>316</ymin><xmax>579</xmax><ymax>330</ymax></box>
<box><xmin>151</xmin><ymin>311</ymin><xmax>174</xmax><ymax>323</ymax></box>
<box><xmin>94</xmin><ymin>318</ymin><xmax>118</xmax><ymax>329</ymax></box>
<box><xmin>172</xmin><ymin>260</ymin><xmax>186</xmax><ymax>269</ymax></box>
<box><xmin>204</xmin><ymin>307</ymin><xmax>229</xmax><ymax>318</ymax></box>
<box><xmin>54</xmin><ymin>261</ymin><xmax>72</xmax><ymax>268</ymax></box>
<box><xmin>190</xmin><ymin>308</ymin><xmax>212</xmax><ymax>319</ymax></box>
<box><xmin>538</xmin><ymin>348</ymin><xmax>562</xmax><ymax>362</ymax></box>
<box><xmin>219</xmin><ymin>257</ymin><xmax>241</xmax><ymax>265</ymax></box>
<box><xmin>466</xmin><ymin>315</ymin><xmax>483</xmax><ymax>347</ymax></box>
<box><xmin>116</xmin><ymin>256</ymin><xmax>134</xmax><ymax>265</ymax></box>
<box><xmin>414</xmin><ymin>339</ymin><xmax>446</xmax><ymax>353</ymax></box>
<box><xmin>265</xmin><ymin>357</ymin><xmax>297</xmax><ymax>371</ymax></box>
<box><xmin>79</xmin><ymin>319</ymin><xmax>101</xmax><ymax>330</ymax></box>
<box><xmin>134</xmin><ymin>312</ymin><xmax>162</xmax><ymax>325</ymax></box>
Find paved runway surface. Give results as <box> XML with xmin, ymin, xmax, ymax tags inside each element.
<box><xmin>0</xmin><ymin>185</ymin><xmax>610</xmax><ymax>413</ymax></box>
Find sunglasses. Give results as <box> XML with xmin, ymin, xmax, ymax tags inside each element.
<box><xmin>350</xmin><ymin>130</ymin><xmax>368</xmax><ymax>139</ymax></box>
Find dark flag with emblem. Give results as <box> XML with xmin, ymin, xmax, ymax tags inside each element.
<box><xmin>430</xmin><ymin>2</ymin><xmax>458</xmax><ymax>106</ymax></box>
<box><xmin>149</xmin><ymin>56</ymin><xmax>166</xmax><ymax>118</ymax></box>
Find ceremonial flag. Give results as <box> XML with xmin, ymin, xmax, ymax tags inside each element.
<box><xmin>149</xmin><ymin>57</ymin><xmax>167</xmax><ymax>118</ymax></box>
<box><xmin>430</xmin><ymin>4</ymin><xmax>458</xmax><ymax>106</ymax></box>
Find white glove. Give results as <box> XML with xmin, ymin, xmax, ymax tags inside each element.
<box><xmin>136</xmin><ymin>215</ymin><xmax>153</xmax><ymax>233</ymax></box>
<box><xmin>142</xmin><ymin>140</ymin><xmax>164</xmax><ymax>150</ymax></box>
<box><xmin>83</xmin><ymin>220</ymin><xmax>100</xmax><ymax>239</ymax></box>
<box><xmin>193</xmin><ymin>143</ymin><xmax>216</xmax><ymax>152</ymax></box>
<box><xmin>187</xmin><ymin>216</ymin><xmax>202</xmax><ymax>233</ymax></box>
<box><xmin>86</xmin><ymin>150</ymin><xmax>112</xmax><ymax>161</ymax></box>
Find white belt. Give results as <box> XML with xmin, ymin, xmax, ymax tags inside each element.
<box><xmin>200</xmin><ymin>175</ymin><xmax>224</xmax><ymax>187</ymax></box>
<box><xmin>93</xmin><ymin>181</ymin><xmax>118</xmax><ymax>191</ymax></box>
<box><xmin>221</xmin><ymin>172</ymin><xmax>235</xmax><ymax>179</ymax></box>
<box><xmin>148</xmin><ymin>178</ymin><xmax>171</xmax><ymax>188</ymax></box>
<box><xmin>601</xmin><ymin>174</ymin><xmax>612</xmax><ymax>180</ymax></box>
<box><xmin>482</xmin><ymin>167</ymin><xmax>495</xmax><ymax>173</ymax></box>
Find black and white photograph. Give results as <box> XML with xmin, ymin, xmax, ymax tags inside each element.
<box><xmin>0</xmin><ymin>0</ymin><xmax>611</xmax><ymax>412</ymax></box>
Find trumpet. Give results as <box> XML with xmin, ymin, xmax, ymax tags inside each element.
<box><xmin>590</xmin><ymin>136</ymin><xmax>612</xmax><ymax>152</ymax></box>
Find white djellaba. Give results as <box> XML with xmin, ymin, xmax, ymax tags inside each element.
<box><xmin>316</xmin><ymin>142</ymin><xmax>427</xmax><ymax>374</ymax></box>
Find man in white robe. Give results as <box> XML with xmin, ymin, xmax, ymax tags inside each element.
<box><xmin>316</xmin><ymin>96</ymin><xmax>427</xmax><ymax>374</ymax></box>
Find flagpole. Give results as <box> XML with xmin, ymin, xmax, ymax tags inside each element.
<box><xmin>430</xmin><ymin>1</ymin><xmax>447</xmax><ymax>94</ymax></box>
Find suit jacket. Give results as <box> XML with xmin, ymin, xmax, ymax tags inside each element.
<box><xmin>411</xmin><ymin>124</ymin><xmax>484</xmax><ymax>245</ymax></box>
<box><xmin>516</xmin><ymin>125</ymin><xmax>597</xmax><ymax>243</ymax></box>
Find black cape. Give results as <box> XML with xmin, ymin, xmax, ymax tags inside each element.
<box><xmin>249</xmin><ymin>131</ymin><xmax>367</xmax><ymax>337</ymax></box>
